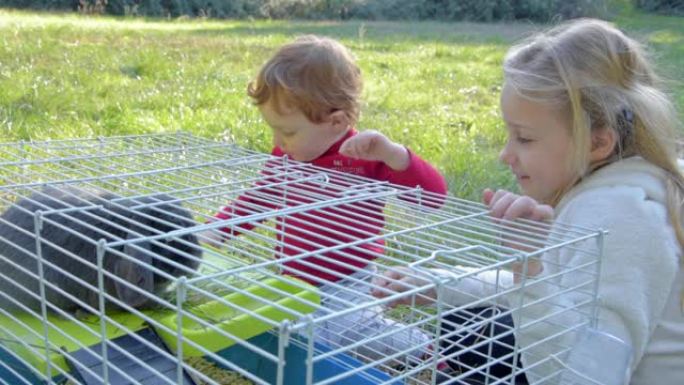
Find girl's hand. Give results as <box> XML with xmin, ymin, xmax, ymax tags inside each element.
<box><xmin>483</xmin><ymin>188</ymin><xmax>553</xmax><ymax>281</ymax></box>
<box><xmin>483</xmin><ymin>188</ymin><xmax>554</xmax><ymax>222</ymax></box>
<box><xmin>340</xmin><ymin>130</ymin><xmax>410</xmax><ymax>171</ymax></box>
<box><xmin>370</xmin><ymin>267</ymin><xmax>436</xmax><ymax>307</ymax></box>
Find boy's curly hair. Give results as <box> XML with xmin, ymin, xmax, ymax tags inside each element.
<box><xmin>248</xmin><ymin>35</ymin><xmax>363</xmax><ymax>125</ymax></box>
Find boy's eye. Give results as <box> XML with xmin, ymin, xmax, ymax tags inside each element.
<box><xmin>516</xmin><ymin>136</ymin><xmax>533</xmax><ymax>144</ymax></box>
<box><xmin>272</xmin><ymin>126</ymin><xmax>296</xmax><ymax>137</ymax></box>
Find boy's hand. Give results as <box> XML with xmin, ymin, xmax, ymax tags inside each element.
<box><xmin>197</xmin><ymin>228</ymin><xmax>227</xmax><ymax>250</ymax></box>
<box><xmin>340</xmin><ymin>130</ymin><xmax>410</xmax><ymax>171</ymax></box>
<box><xmin>483</xmin><ymin>188</ymin><xmax>553</xmax><ymax>281</ymax></box>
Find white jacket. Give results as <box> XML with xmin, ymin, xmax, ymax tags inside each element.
<box><xmin>433</xmin><ymin>157</ymin><xmax>684</xmax><ymax>384</ymax></box>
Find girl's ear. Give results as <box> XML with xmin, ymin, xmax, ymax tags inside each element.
<box><xmin>589</xmin><ymin>127</ymin><xmax>618</xmax><ymax>163</ymax></box>
<box><xmin>328</xmin><ymin>110</ymin><xmax>351</xmax><ymax>134</ymax></box>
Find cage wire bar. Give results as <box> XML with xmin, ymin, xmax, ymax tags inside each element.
<box><xmin>0</xmin><ymin>133</ymin><xmax>605</xmax><ymax>385</ymax></box>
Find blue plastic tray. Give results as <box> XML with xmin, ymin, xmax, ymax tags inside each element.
<box><xmin>214</xmin><ymin>332</ymin><xmax>402</xmax><ymax>385</ymax></box>
<box><xmin>1</xmin><ymin>332</ymin><xmax>403</xmax><ymax>385</ymax></box>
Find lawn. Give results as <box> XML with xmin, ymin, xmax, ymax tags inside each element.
<box><xmin>0</xmin><ymin>8</ymin><xmax>682</xmax><ymax>200</ymax></box>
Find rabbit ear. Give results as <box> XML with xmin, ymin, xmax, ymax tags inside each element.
<box><xmin>115</xmin><ymin>238</ymin><xmax>154</xmax><ymax>308</ymax></box>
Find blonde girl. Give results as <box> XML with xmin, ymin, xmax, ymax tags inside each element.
<box><xmin>374</xmin><ymin>18</ymin><xmax>684</xmax><ymax>384</ymax></box>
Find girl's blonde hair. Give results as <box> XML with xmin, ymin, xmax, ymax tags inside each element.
<box><xmin>248</xmin><ymin>35</ymin><xmax>362</xmax><ymax>125</ymax></box>
<box><xmin>503</xmin><ymin>18</ymin><xmax>684</xmax><ymax>252</ymax></box>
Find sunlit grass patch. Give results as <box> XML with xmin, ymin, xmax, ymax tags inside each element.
<box><xmin>0</xmin><ymin>9</ymin><xmax>681</xmax><ymax>199</ymax></box>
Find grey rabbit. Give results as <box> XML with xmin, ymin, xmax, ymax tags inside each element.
<box><xmin>0</xmin><ymin>186</ymin><xmax>202</xmax><ymax>313</ymax></box>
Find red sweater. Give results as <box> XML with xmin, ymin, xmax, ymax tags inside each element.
<box><xmin>214</xmin><ymin>129</ymin><xmax>447</xmax><ymax>285</ymax></box>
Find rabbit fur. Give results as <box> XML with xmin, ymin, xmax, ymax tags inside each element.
<box><xmin>0</xmin><ymin>186</ymin><xmax>202</xmax><ymax>313</ymax></box>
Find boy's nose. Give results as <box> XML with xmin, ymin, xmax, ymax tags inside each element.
<box><xmin>273</xmin><ymin>135</ymin><xmax>284</xmax><ymax>149</ymax></box>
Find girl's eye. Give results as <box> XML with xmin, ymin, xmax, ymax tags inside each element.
<box><xmin>516</xmin><ymin>136</ymin><xmax>533</xmax><ymax>144</ymax></box>
<box><xmin>281</xmin><ymin>131</ymin><xmax>296</xmax><ymax>138</ymax></box>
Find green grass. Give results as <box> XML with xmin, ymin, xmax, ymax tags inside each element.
<box><xmin>0</xmin><ymin>9</ymin><xmax>682</xmax><ymax>200</ymax></box>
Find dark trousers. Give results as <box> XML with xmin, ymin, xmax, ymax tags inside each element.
<box><xmin>439</xmin><ymin>307</ymin><xmax>529</xmax><ymax>385</ymax></box>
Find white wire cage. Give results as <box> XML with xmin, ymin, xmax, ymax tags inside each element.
<box><xmin>0</xmin><ymin>133</ymin><xmax>606</xmax><ymax>385</ymax></box>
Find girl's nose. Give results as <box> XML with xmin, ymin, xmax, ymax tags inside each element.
<box><xmin>499</xmin><ymin>141</ymin><xmax>515</xmax><ymax>165</ymax></box>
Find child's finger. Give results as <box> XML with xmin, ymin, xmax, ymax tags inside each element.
<box><xmin>370</xmin><ymin>268</ymin><xmax>407</xmax><ymax>297</ymax></box>
<box><xmin>490</xmin><ymin>192</ymin><xmax>516</xmax><ymax>218</ymax></box>
<box><xmin>381</xmin><ymin>278</ymin><xmax>416</xmax><ymax>307</ymax></box>
<box><xmin>489</xmin><ymin>189</ymin><xmax>512</xmax><ymax>208</ymax></box>
<box><xmin>386</xmin><ymin>282</ymin><xmax>436</xmax><ymax>307</ymax></box>
<box><xmin>370</xmin><ymin>284</ymin><xmax>396</xmax><ymax>300</ymax></box>
<box><xmin>356</xmin><ymin>136</ymin><xmax>372</xmax><ymax>156</ymax></box>
<box><xmin>385</xmin><ymin>277</ymin><xmax>413</xmax><ymax>293</ymax></box>
<box><xmin>339</xmin><ymin>140</ymin><xmax>349</xmax><ymax>153</ymax></box>
<box><xmin>371</xmin><ymin>268</ymin><xmax>437</xmax><ymax>307</ymax></box>
<box><xmin>387</xmin><ymin>296</ymin><xmax>412</xmax><ymax>308</ymax></box>
<box><xmin>370</xmin><ymin>281</ymin><xmax>389</xmax><ymax>298</ymax></box>
<box><xmin>383</xmin><ymin>268</ymin><xmax>410</xmax><ymax>281</ymax></box>
<box><xmin>198</xmin><ymin>230</ymin><xmax>226</xmax><ymax>250</ymax></box>
<box><xmin>482</xmin><ymin>188</ymin><xmax>494</xmax><ymax>205</ymax></box>
<box><xmin>503</xmin><ymin>196</ymin><xmax>536</xmax><ymax>220</ymax></box>
<box><xmin>531</xmin><ymin>204</ymin><xmax>554</xmax><ymax>222</ymax></box>
<box><xmin>339</xmin><ymin>138</ymin><xmax>354</xmax><ymax>157</ymax></box>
